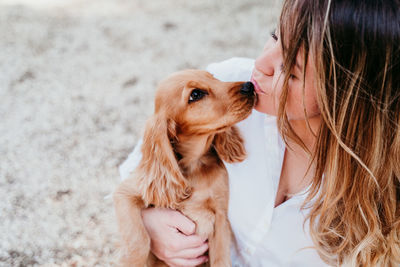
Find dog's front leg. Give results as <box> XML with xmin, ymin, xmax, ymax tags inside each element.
<box><xmin>113</xmin><ymin>178</ymin><xmax>150</xmax><ymax>267</ymax></box>
<box><xmin>208</xmin><ymin>210</ymin><xmax>231</xmax><ymax>267</ymax></box>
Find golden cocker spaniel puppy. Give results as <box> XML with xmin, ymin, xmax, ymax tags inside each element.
<box><xmin>113</xmin><ymin>70</ymin><xmax>255</xmax><ymax>266</ymax></box>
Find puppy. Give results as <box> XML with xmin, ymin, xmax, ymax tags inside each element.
<box><xmin>113</xmin><ymin>70</ymin><xmax>255</xmax><ymax>266</ymax></box>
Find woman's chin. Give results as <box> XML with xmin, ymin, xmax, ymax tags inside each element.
<box><xmin>253</xmin><ymin>101</ymin><xmax>277</xmax><ymax>116</ymax></box>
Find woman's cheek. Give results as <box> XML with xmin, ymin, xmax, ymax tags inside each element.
<box><xmin>286</xmin><ymin>84</ymin><xmax>320</xmax><ymax>120</ymax></box>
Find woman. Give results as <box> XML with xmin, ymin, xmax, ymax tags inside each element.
<box><xmin>119</xmin><ymin>0</ymin><xmax>400</xmax><ymax>265</ymax></box>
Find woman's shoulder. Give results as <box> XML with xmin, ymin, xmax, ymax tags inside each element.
<box><xmin>206</xmin><ymin>57</ymin><xmax>255</xmax><ymax>82</ymax></box>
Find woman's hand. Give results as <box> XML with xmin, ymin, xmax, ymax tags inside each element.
<box><xmin>141</xmin><ymin>207</ymin><xmax>209</xmax><ymax>267</ymax></box>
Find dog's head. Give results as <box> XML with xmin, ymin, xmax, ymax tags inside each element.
<box><xmin>154</xmin><ymin>69</ymin><xmax>255</xmax><ymax>135</ymax></box>
<box><xmin>137</xmin><ymin>70</ymin><xmax>255</xmax><ymax>208</ymax></box>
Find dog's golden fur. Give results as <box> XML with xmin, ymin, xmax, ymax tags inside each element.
<box><xmin>113</xmin><ymin>70</ymin><xmax>255</xmax><ymax>266</ymax></box>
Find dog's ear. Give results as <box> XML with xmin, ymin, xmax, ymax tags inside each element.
<box><xmin>213</xmin><ymin>126</ymin><xmax>247</xmax><ymax>163</ymax></box>
<box><xmin>136</xmin><ymin>114</ymin><xmax>190</xmax><ymax>208</ymax></box>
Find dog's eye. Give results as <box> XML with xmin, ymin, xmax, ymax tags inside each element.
<box><xmin>189</xmin><ymin>89</ymin><xmax>207</xmax><ymax>103</ymax></box>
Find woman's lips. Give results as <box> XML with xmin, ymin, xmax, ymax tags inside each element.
<box><xmin>250</xmin><ymin>76</ymin><xmax>266</xmax><ymax>95</ymax></box>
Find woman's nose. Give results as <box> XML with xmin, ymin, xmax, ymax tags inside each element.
<box><xmin>254</xmin><ymin>52</ymin><xmax>274</xmax><ymax>76</ymax></box>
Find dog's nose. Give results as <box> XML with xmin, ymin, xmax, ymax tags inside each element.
<box><xmin>240</xmin><ymin>81</ymin><xmax>254</xmax><ymax>95</ymax></box>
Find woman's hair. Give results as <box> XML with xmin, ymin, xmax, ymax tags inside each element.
<box><xmin>277</xmin><ymin>0</ymin><xmax>400</xmax><ymax>265</ymax></box>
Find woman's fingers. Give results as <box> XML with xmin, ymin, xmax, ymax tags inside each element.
<box><xmin>172</xmin><ymin>241</ymin><xmax>209</xmax><ymax>259</ymax></box>
<box><xmin>141</xmin><ymin>207</ymin><xmax>209</xmax><ymax>266</ymax></box>
<box><xmin>170</xmin><ymin>210</ymin><xmax>196</xmax><ymax>235</ymax></box>
<box><xmin>154</xmin><ymin>229</ymin><xmax>208</xmax><ymax>261</ymax></box>
<box><xmin>168</xmin><ymin>255</ymin><xmax>208</xmax><ymax>267</ymax></box>
<box><xmin>173</xmin><ymin>230</ymin><xmax>207</xmax><ymax>250</ymax></box>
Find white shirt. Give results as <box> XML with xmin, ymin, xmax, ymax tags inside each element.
<box><xmin>119</xmin><ymin>58</ymin><xmax>330</xmax><ymax>267</ymax></box>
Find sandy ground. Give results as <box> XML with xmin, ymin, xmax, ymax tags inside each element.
<box><xmin>0</xmin><ymin>0</ymin><xmax>280</xmax><ymax>266</ymax></box>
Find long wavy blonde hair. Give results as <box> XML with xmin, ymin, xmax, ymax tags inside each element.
<box><xmin>277</xmin><ymin>0</ymin><xmax>400</xmax><ymax>266</ymax></box>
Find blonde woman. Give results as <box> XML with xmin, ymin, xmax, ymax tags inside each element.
<box><xmin>119</xmin><ymin>0</ymin><xmax>400</xmax><ymax>265</ymax></box>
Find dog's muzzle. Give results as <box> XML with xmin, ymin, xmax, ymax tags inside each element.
<box><xmin>240</xmin><ymin>82</ymin><xmax>254</xmax><ymax>96</ymax></box>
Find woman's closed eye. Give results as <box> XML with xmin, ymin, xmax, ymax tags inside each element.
<box><xmin>280</xmin><ymin>64</ymin><xmax>297</xmax><ymax>80</ymax></box>
<box><xmin>189</xmin><ymin>89</ymin><xmax>208</xmax><ymax>103</ymax></box>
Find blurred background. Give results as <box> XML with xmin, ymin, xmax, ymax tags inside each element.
<box><xmin>0</xmin><ymin>0</ymin><xmax>280</xmax><ymax>266</ymax></box>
